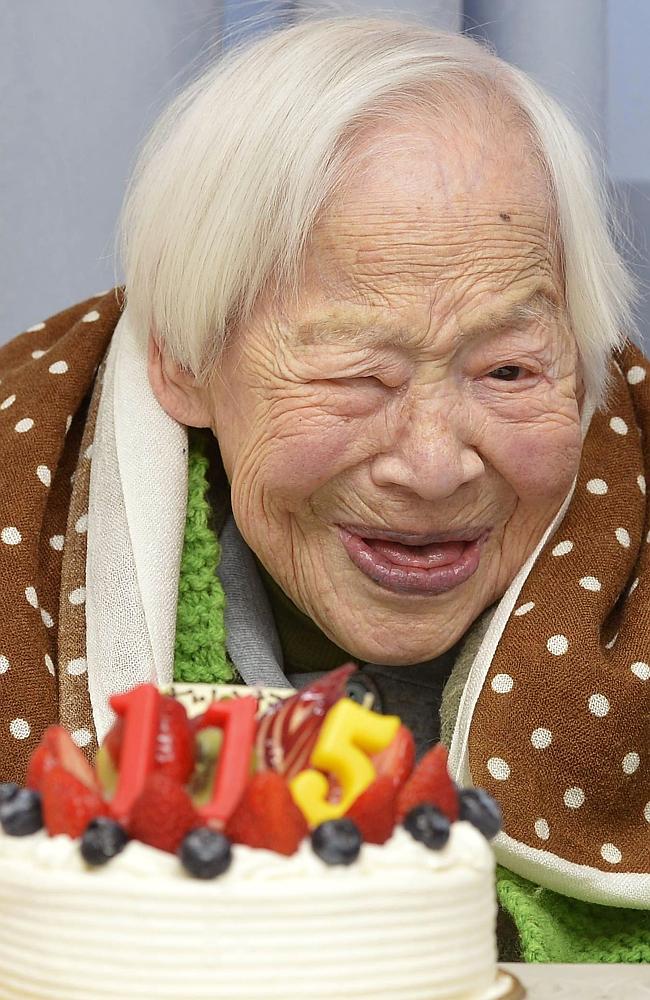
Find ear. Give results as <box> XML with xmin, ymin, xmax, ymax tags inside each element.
<box><xmin>147</xmin><ymin>334</ymin><xmax>212</xmax><ymax>428</ymax></box>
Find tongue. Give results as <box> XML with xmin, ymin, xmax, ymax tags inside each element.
<box><xmin>365</xmin><ymin>538</ymin><xmax>466</xmax><ymax>569</ymax></box>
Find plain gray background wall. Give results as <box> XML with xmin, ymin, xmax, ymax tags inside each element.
<box><xmin>1</xmin><ymin>0</ymin><xmax>648</xmax><ymax>348</ymax></box>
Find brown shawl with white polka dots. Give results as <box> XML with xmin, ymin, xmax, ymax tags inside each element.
<box><xmin>0</xmin><ymin>291</ymin><xmax>120</xmax><ymax>782</ymax></box>
<box><xmin>468</xmin><ymin>353</ymin><xmax>650</xmax><ymax>884</ymax></box>
<box><xmin>0</xmin><ymin>291</ymin><xmax>648</xmax><ymax>891</ymax></box>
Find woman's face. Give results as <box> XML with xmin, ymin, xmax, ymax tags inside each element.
<box><xmin>209</xmin><ymin>122</ymin><xmax>583</xmax><ymax>664</ymax></box>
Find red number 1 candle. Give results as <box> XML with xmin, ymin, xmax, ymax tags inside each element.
<box><xmin>108</xmin><ymin>685</ymin><xmax>161</xmax><ymax>823</ymax></box>
<box><xmin>195</xmin><ymin>696</ymin><xmax>258</xmax><ymax>827</ymax></box>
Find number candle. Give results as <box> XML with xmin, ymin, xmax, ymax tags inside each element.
<box><xmin>195</xmin><ymin>696</ymin><xmax>258</xmax><ymax>827</ymax></box>
<box><xmin>108</xmin><ymin>685</ymin><xmax>161</xmax><ymax>823</ymax></box>
<box><xmin>290</xmin><ymin>698</ymin><xmax>399</xmax><ymax>827</ymax></box>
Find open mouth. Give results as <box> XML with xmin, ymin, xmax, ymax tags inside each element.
<box><xmin>338</xmin><ymin>527</ymin><xmax>489</xmax><ymax>596</ymax></box>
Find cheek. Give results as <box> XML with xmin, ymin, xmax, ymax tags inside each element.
<box><xmin>228</xmin><ymin>406</ymin><xmax>371</xmax><ymax>516</ymax></box>
<box><xmin>492</xmin><ymin>420</ymin><xmax>582</xmax><ymax>502</ymax></box>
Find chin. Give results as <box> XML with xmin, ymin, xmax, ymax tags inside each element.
<box><xmin>334</xmin><ymin>632</ymin><xmax>459</xmax><ymax>666</ymax></box>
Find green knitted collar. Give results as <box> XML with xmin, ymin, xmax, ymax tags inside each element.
<box><xmin>172</xmin><ymin>432</ymin><xmax>236</xmax><ymax>684</ymax></box>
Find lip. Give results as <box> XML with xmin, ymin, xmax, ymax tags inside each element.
<box><xmin>338</xmin><ymin>526</ymin><xmax>490</xmax><ymax>596</ymax></box>
<box><xmin>341</xmin><ymin>524</ymin><xmax>489</xmax><ymax>546</ymax></box>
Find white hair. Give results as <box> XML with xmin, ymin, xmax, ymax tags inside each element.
<box><xmin>119</xmin><ymin>15</ymin><xmax>637</xmax><ymax>406</ymax></box>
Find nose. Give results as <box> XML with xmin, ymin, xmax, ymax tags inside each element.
<box><xmin>369</xmin><ymin>393</ymin><xmax>484</xmax><ymax>501</ymax></box>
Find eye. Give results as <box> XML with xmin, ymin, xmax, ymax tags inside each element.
<box><xmin>487</xmin><ymin>365</ymin><xmax>525</xmax><ymax>382</ymax></box>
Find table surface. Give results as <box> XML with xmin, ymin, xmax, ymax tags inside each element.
<box><xmin>502</xmin><ymin>963</ymin><xmax>650</xmax><ymax>998</ymax></box>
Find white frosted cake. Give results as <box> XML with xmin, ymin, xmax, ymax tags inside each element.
<box><xmin>0</xmin><ymin>672</ymin><xmax>519</xmax><ymax>1000</ymax></box>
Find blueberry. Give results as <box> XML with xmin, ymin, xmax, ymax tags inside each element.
<box><xmin>0</xmin><ymin>783</ymin><xmax>19</xmax><ymax>806</ymax></box>
<box><xmin>178</xmin><ymin>827</ymin><xmax>233</xmax><ymax>879</ymax></box>
<box><xmin>459</xmin><ymin>788</ymin><xmax>502</xmax><ymax>840</ymax></box>
<box><xmin>0</xmin><ymin>788</ymin><xmax>43</xmax><ymax>836</ymax></box>
<box><xmin>403</xmin><ymin>804</ymin><xmax>450</xmax><ymax>850</ymax></box>
<box><xmin>311</xmin><ymin>819</ymin><xmax>362</xmax><ymax>866</ymax></box>
<box><xmin>80</xmin><ymin>817</ymin><xmax>128</xmax><ymax>866</ymax></box>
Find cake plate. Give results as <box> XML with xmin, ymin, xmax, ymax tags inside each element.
<box><xmin>492</xmin><ymin>967</ymin><xmax>525</xmax><ymax>999</ymax></box>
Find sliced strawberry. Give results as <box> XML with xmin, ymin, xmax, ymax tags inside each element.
<box><xmin>27</xmin><ymin>726</ymin><xmax>98</xmax><ymax>793</ymax></box>
<box><xmin>128</xmin><ymin>772</ymin><xmax>200</xmax><ymax>854</ymax></box>
<box><xmin>102</xmin><ymin>695</ymin><xmax>195</xmax><ymax>785</ymax></box>
<box><xmin>372</xmin><ymin>725</ymin><xmax>415</xmax><ymax>789</ymax></box>
<box><xmin>41</xmin><ymin>765</ymin><xmax>108</xmax><ymax>838</ymax></box>
<box><xmin>255</xmin><ymin>664</ymin><xmax>356</xmax><ymax>778</ymax></box>
<box><xmin>396</xmin><ymin>744</ymin><xmax>459</xmax><ymax>823</ymax></box>
<box><xmin>225</xmin><ymin>772</ymin><xmax>308</xmax><ymax>856</ymax></box>
<box><xmin>346</xmin><ymin>776</ymin><xmax>398</xmax><ymax>844</ymax></box>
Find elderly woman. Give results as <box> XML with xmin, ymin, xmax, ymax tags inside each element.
<box><xmin>0</xmin><ymin>16</ymin><xmax>648</xmax><ymax>962</ymax></box>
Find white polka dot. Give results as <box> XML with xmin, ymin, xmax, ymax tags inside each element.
<box><xmin>644</xmin><ymin>802</ymin><xmax>650</xmax><ymax>823</ymax></box>
<box><xmin>82</xmin><ymin>310</ymin><xmax>100</xmax><ymax>323</ymax></box>
<box><xmin>491</xmin><ymin>673</ymin><xmax>514</xmax><ymax>694</ymax></box>
<box><xmin>71</xmin><ymin>728</ymin><xmax>92</xmax><ymax>748</ymax></box>
<box><xmin>627</xmin><ymin>365</ymin><xmax>646</xmax><ymax>385</ymax></box>
<box><xmin>629</xmin><ymin>577</ymin><xmax>640</xmax><ymax>596</ymax></box>
<box><xmin>40</xmin><ymin>608</ymin><xmax>54</xmax><ymax>628</ymax></box>
<box><xmin>631</xmin><ymin>661</ymin><xmax>650</xmax><ymax>681</ymax></box>
<box><xmin>600</xmin><ymin>843</ymin><xmax>621</xmax><ymax>865</ymax></box>
<box><xmin>531</xmin><ymin>727</ymin><xmax>552</xmax><ymax>750</ymax></box>
<box><xmin>45</xmin><ymin>654</ymin><xmax>54</xmax><ymax>676</ymax></box>
<box><xmin>0</xmin><ymin>655</ymin><xmax>9</xmax><ymax>674</ymax></box>
<box><xmin>487</xmin><ymin>757</ymin><xmax>510</xmax><ymax>781</ymax></box>
<box><xmin>547</xmin><ymin>634</ymin><xmax>569</xmax><ymax>656</ymax></box>
<box><xmin>622</xmin><ymin>752</ymin><xmax>640</xmax><ymax>775</ymax></box>
<box><xmin>586</xmin><ymin>478</ymin><xmax>608</xmax><ymax>495</ymax></box>
<box><xmin>0</xmin><ymin>394</ymin><xmax>16</xmax><ymax>410</ymax></box>
<box><xmin>534</xmin><ymin>818</ymin><xmax>550</xmax><ymax>841</ymax></box>
<box><xmin>84</xmin><ymin>443</ymin><xmax>93</xmax><ymax>460</ymax></box>
<box><xmin>25</xmin><ymin>586</ymin><xmax>38</xmax><ymax>608</ymax></box>
<box><xmin>36</xmin><ymin>465</ymin><xmax>51</xmax><ymax>487</ymax></box>
<box><xmin>1</xmin><ymin>527</ymin><xmax>21</xmax><ymax>545</ymax></box>
<box><xmin>605</xmin><ymin>632</ymin><xmax>619</xmax><ymax>650</ymax></box>
<box><xmin>588</xmin><ymin>693</ymin><xmax>610</xmax><ymax>717</ymax></box>
<box><xmin>615</xmin><ymin>527</ymin><xmax>631</xmax><ymax>548</ymax></box>
<box><xmin>31</xmin><ymin>349</ymin><xmax>46</xmax><ymax>360</ymax></box>
<box><xmin>65</xmin><ymin>415</ymin><xmax>72</xmax><ymax>433</ymax></box>
<box><xmin>564</xmin><ymin>786</ymin><xmax>585</xmax><ymax>809</ymax></box>
<box><xmin>609</xmin><ymin>416</ymin><xmax>628</xmax><ymax>435</ymax></box>
<box><xmin>49</xmin><ymin>534</ymin><xmax>64</xmax><ymax>552</ymax></box>
<box><xmin>513</xmin><ymin>601</ymin><xmax>535</xmax><ymax>617</ymax></box>
<box><xmin>26</xmin><ymin>321</ymin><xmax>45</xmax><ymax>332</ymax></box>
<box><xmin>67</xmin><ymin>657</ymin><xmax>87</xmax><ymax>676</ymax></box>
<box><xmin>579</xmin><ymin>576</ymin><xmax>601</xmax><ymax>592</ymax></box>
<box><xmin>75</xmin><ymin>514</ymin><xmax>88</xmax><ymax>534</ymax></box>
<box><xmin>638</xmin><ymin>475</ymin><xmax>646</xmax><ymax>495</ymax></box>
<box><xmin>9</xmin><ymin>718</ymin><xmax>30</xmax><ymax>740</ymax></box>
<box><xmin>68</xmin><ymin>587</ymin><xmax>86</xmax><ymax>606</ymax></box>
<box><xmin>552</xmin><ymin>540</ymin><xmax>573</xmax><ymax>557</ymax></box>
<box><xmin>14</xmin><ymin>418</ymin><xmax>34</xmax><ymax>433</ymax></box>
<box><xmin>48</xmin><ymin>360</ymin><xmax>68</xmax><ymax>375</ymax></box>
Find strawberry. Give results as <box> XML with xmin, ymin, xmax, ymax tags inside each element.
<box><xmin>372</xmin><ymin>725</ymin><xmax>415</xmax><ymax>789</ymax></box>
<box><xmin>128</xmin><ymin>772</ymin><xmax>200</xmax><ymax>854</ymax></box>
<box><xmin>102</xmin><ymin>696</ymin><xmax>195</xmax><ymax>785</ymax></box>
<box><xmin>225</xmin><ymin>772</ymin><xmax>308</xmax><ymax>856</ymax></box>
<box><xmin>41</xmin><ymin>765</ymin><xmax>108</xmax><ymax>838</ymax></box>
<box><xmin>255</xmin><ymin>663</ymin><xmax>356</xmax><ymax>778</ymax></box>
<box><xmin>346</xmin><ymin>776</ymin><xmax>398</xmax><ymax>844</ymax></box>
<box><xmin>396</xmin><ymin>744</ymin><xmax>460</xmax><ymax>823</ymax></box>
<box><xmin>27</xmin><ymin>726</ymin><xmax>98</xmax><ymax>793</ymax></box>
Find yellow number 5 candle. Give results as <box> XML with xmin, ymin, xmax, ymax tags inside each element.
<box><xmin>290</xmin><ymin>699</ymin><xmax>399</xmax><ymax>827</ymax></box>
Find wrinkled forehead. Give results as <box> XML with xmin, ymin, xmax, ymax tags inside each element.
<box><xmin>301</xmin><ymin>110</ymin><xmax>561</xmax><ymax>313</ymax></box>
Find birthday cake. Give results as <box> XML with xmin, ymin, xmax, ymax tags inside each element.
<box><xmin>0</xmin><ymin>667</ymin><xmax>518</xmax><ymax>1000</ymax></box>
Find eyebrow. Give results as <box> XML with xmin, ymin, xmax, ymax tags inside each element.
<box><xmin>294</xmin><ymin>289</ymin><xmax>559</xmax><ymax>348</ymax></box>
